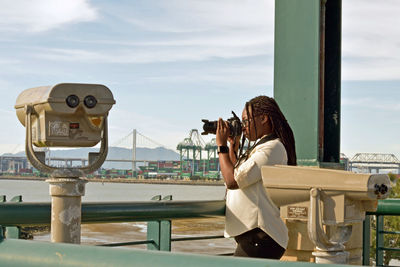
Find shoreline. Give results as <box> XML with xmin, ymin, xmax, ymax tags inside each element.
<box><xmin>0</xmin><ymin>175</ymin><xmax>225</xmax><ymax>186</ymax></box>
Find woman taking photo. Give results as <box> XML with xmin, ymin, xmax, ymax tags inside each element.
<box><xmin>216</xmin><ymin>95</ymin><xmax>296</xmax><ymax>259</ymax></box>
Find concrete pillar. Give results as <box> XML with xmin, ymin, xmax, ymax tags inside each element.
<box><xmin>47</xmin><ymin>178</ymin><xmax>87</xmax><ymax>244</ymax></box>
<box><xmin>274</xmin><ymin>0</ymin><xmax>342</xmax><ymax>168</ymax></box>
<box><xmin>273</xmin><ymin>0</ymin><xmax>364</xmax><ymax>265</ymax></box>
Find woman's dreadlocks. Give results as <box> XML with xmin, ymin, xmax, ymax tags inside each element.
<box><xmin>236</xmin><ymin>95</ymin><xmax>297</xmax><ymax>167</ymax></box>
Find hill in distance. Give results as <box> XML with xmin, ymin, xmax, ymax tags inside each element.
<box><xmin>8</xmin><ymin>146</ymin><xmax>180</xmax><ymax>170</ymax></box>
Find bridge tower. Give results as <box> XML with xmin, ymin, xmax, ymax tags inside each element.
<box><xmin>132</xmin><ymin>129</ymin><xmax>137</xmax><ymax>177</ymax></box>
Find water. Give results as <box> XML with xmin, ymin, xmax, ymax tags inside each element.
<box><xmin>0</xmin><ymin>179</ymin><xmax>235</xmax><ymax>255</ymax></box>
<box><xmin>0</xmin><ymin>179</ymin><xmax>226</xmax><ymax>202</ymax></box>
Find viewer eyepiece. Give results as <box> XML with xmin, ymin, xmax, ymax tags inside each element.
<box><xmin>84</xmin><ymin>95</ymin><xmax>97</xmax><ymax>108</ymax></box>
<box><xmin>66</xmin><ymin>94</ymin><xmax>80</xmax><ymax>108</ymax></box>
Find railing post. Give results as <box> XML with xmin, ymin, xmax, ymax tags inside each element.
<box><xmin>147</xmin><ymin>195</ymin><xmax>172</xmax><ymax>251</ymax></box>
<box><xmin>376</xmin><ymin>215</ymin><xmax>384</xmax><ymax>266</ymax></box>
<box><xmin>362</xmin><ymin>215</ymin><xmax>371</xmax><ymax>265</ymax></box>
<box><xmin>160</xmin><ymin>195</ymin><xmax>172</xmax><ymax>251</ymax></box>
<box><xmin>0</xmin><ymin>195</ymin><xmax>4</xmax><ymax>239</ymax></box>
<box><xmin>5</xmin><ymin>196</ymin><xmax>22</xmax><ymax>239</ymax></box>
<box><xmin>0</xmin><ymin>195</ymin><xmax>22</xmax><ymax>239</ymax></box>
<box><xmin>147</xmin><ymin>195</ymin><xmax>161</xmax><ymax>250</ymax></box>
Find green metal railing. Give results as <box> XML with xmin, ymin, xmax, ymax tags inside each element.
<box><xmin>0</xmin><ymin>195</ymin><xmax>226</xmax><ymax>253</ymax></box>
<box><xmin>363</xmin><ymin>199</ymin><xmax>400</xmax><ymax>266</ymax></box>
<box><xmin>0</xmin><ymin>237</ymin><xmax>343</xmax><ymax>267</ymax></box>
<box><xmin>0</xmin><ymin>200</ymin><xmax>226</xmax><ymax>225</ymax></box>
<box><xmin>0</xmin><ymin>195</ymin><xmax>331</xmax><ymax>266</ymax></box>
<box><xmin>3</xmin><ymin>196</ymin><xmax>400</xmax><ymax>265</ymax></box>
<box><xmin>0</xmin><ymin>194</ymin><xmax>338</xmax><ymax>266</ymax></box>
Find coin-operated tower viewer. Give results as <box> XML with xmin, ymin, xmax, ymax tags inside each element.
<box><xmin>262</xmin><ymin>165</ymin><xmax>390</xmax><ymax>264</ymax></box>
<box><xmin>15</xmin><ymin>83</ymin><xmax>115</xmax><ymax>243</ymax></box>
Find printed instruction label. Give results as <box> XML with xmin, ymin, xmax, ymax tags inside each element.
<box><xmin>49</xmin><ymin>121</ymin><xmax>69</xmax><ymax>137</ymax></box>
<box><xmin>287</xmin><ymin>206</ymin><xmax>308</xmax><ymax>219</ymax></box>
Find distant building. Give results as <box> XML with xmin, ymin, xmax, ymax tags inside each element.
<box><xmin>0</xmin><ymin>156</ymin><xmax>30</xmax><ymax>174</ymax></box>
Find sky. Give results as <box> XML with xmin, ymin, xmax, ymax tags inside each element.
<box><xmin>0</xmin><ymin>0</ymin><xmax>399</xmax><ymax>160</ymax></box>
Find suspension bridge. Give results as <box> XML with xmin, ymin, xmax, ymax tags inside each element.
<box><xmin>0</xmin><ymin>129</ymin><xmax>220</xmax><ymax>179</ymax></box>
<box><xmin>108</xmin><ymin>129</ymin><xmax>219</xmax><ymax>178</ymax></box>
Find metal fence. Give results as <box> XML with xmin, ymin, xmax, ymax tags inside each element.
<box><xmin>363</xmin><ymin>199</ymin><xmax>400</xmax><ymax>266</ymax></box>
<box><xmin>2</xmin><ymin>196</ymin><xmax>400</xmax><ymax>265</ymax></box>
<box><xmin>0</xmin><ymin>195</ymin><xmax>328</xmax><ymax>267</ymax></box>
<box><xmin>0</xmin><ymin>194</ymin><xmax>226</xmax><ymax>252</ymax></box>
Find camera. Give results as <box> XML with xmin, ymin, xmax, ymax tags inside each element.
<box><xmin>15</xmin><ymin>83</ymin><xmax>115</xmax><ymax>147</ymax></box>
<box><xmin>201</xmin><ymin>111</ymin><xmax>242</xmax><ymax>137</ymax></box>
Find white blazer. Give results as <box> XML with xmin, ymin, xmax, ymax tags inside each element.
<box><xmin>224</xmin><ymin>138</ymin><xmax>289</xmax><ymax>249</ymax></box>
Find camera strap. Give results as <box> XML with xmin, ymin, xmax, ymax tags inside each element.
<box><xmin>236</xmin><ymin>133</ymin><xmax>278</xmax><ymax>167</ymax></box>
<box><xmin>254</xmin><ymin>133</ymin><xmax>278</xmax><ymax>147</ymax></box>
<box><xmin>246</xmin><ymin>133</ymin><xmax>278</xmax><ymax>157</ymax></box>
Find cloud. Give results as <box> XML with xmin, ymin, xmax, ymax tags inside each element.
<box><xmin>33</xmin><ymin>43</ymin><xmax>271</xmax><ymax>64</ymax></box>
<box><xmin>63</xmin><ymin>0</ymin><xmax>273</xmax><ymax>64</ymax></box>
<box><xmin>68</xmin><ymin>31</ymin><xmax>273</xmax><ymax>48</ymax></box>
<box><xmin>0</xmin><ymin>0</ymin><xmax>98</xmax><ymax>33</ymax></box>
<box><xmin>342</xmin><ymin>97</ymin><xmax>400</xmax><ymax>112</ymax></box>
<box><xmin>342</xmin><ymin>0</ymin><xmax>400</xmax><ymax>80</ymax></box>
<box><xmin>342</xmin><ymin>57</ymin><xmax>400</xmax><ymax>81</ymax></box>
<box><xmin>1</xmin><ymin>1</ymin><xmax>274</xmax><ymax>68</ymax></box>
<box><xmin>140</xmin><ymin>64</ymin><xmax>273</xmax><ymax>86</ymax></box>
<box><xmin>121</xmin><ymin>0</ymin><xmax>274</xmax><ymax>34</ymax></box>
<box><xmin>0</xmin><ymin>59</ymin><xmax>21</xmax><ymax>64</ymax></box>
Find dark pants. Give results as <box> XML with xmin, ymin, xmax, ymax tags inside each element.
<box><xmin>234</xmin><ymin>228</ymin><xmax>285</xmax><ymax>259</ymax></box>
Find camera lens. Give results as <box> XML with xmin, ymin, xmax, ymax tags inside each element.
<box><xmin>84</xmin><ymin>95</ymin><xmax>97</xmax><ymax>108</ymax></box>
<box><xmin>66</xmin><ymin>95</ymin><xmax>79</xmax><ymax>108</ymax></box>
<box><xmin>201</xmin><ymin>119</ymin><xmax>217</xmax><ymax>135</ymax></box>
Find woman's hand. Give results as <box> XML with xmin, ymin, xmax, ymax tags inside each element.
<box><xmin>216</xmin><ymin>118</ymin><xmax>239</xmax><ymax>190</ymax></box>
<box><xmin>228</xmin><ymin>135</ymin><xmax>241</xmax><ymax>150</ymax></box>
<box><xmin>216</xmin><ymin>118</ymin><xmax>229</xmax><ymax>146</ymax></box>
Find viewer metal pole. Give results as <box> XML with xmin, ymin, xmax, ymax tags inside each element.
<box><xmin>47</xmin><ymin>176</ymin><xmax>87</xmax><ymax>243</ymax></box>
